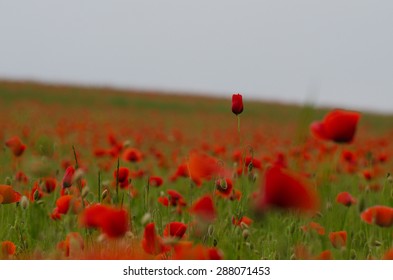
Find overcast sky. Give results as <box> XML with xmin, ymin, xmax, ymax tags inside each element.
<box><xmin>1</xmin><ymin>1</ymin><xmax>393</xmax><ymax>112</ymax></box>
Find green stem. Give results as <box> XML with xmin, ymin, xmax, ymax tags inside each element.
<box><xmin>116</xmin><ymin>157</ymin><xmax>120</xmax><ymax>205</ymax></box>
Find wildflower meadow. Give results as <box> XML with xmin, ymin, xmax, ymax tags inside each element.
<box><xmin>0</xmin><ymin>81</ymin><xmax>392</xmax><ymax>260</ymax></box>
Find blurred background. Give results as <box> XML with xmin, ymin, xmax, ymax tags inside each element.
<box><xmin>1</xmin><ymin>0</ymin><xmax>392</xmax><ymax>112</ymax></box>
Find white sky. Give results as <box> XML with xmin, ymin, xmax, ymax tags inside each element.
<box><xmin>1</xmin><ymin>1</ymin><xmax>393</xmax><ymax>112</ymax></box>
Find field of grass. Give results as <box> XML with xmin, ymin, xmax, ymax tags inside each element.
<box><xmin>0</xmin><ymin>80</ymin><xmax>392</xmax><ymax>260</ymax></box>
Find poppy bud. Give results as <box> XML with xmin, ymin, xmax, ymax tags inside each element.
<box><xmin>242</xmin><ymin>229</ymin><xmax>249</xmax><ymax>240</ymax></box>
<box><xmin>231</xmin><ymin>94</ymin><xmax>243</xmax><ymax>115</ymax></box>
<box><xmin>20</xmin><ymin>196</ymin><xmax>29</xmax><ymax>210</ymax></box>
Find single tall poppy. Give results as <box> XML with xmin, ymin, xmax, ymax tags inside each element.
<box><xmin>232</xmin><ymin>94</ymin><xmax>243</xmax><ymax>115</ymax></box>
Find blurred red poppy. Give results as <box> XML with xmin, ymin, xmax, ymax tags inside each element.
<box><xmin>163</xmin><ymin>222</ymin><xmax>187</xmax><ymax>239</ymax></box>
<box><xmin>62</xmin><ymin>166</ymin><xmax>75</xmax><ymax>188</ymax></box>
<box><xmin>311</xmin><ymin>109</ymin><xmax>361</xmax><ymax>143</ymax></box>
<box><xmin>189</xmin><ymin>195</ymin><xmax>216</xmax><ymax>222</ymax></box>
<box><xmin>113</xmin><ymin>167</ymin><xmax>130</xmax><ymax>188</ymax></box>
<box><xmin>5</xmin><ymin>136</ymin><xmax>26</xmax><ymax>157</ymax></box>
<box><xmin>149</xmin><ymin>176</ymin><xmax>164</xmax><ymax>187</ymax></box>
<box><xmin>255</xmin><ymin>166</ymin><xmax>319</xmax><ymax>213</ymax></box>
<box><xmin>336</xmin><ymin>192</ymin><xmax>357</xmax><ymax>207</ymax></box>
<box><xmin>329</xmin><ymin>231</ymin><xmax>347</xmax><ymax>249</ymax></box>
<box><xmin>188</xmin><ymin>151</ymin><xmax>220</xmax><ymax>184</ymax></box>
<box><xmin>123</xmin><ymin>148</ymin><xmax>143</xmax><ymax>163</ymax></box>
<box><xmin>80</xmin><ymin>204</ymin><xmax>129</xmax><ymax>238</ymax></box>
<box><xmin>142</xmin><ymin>223</ymin><xmax>169</xmax><ymax>255</ymax></box>
<box><xmin>361</xmin><ymin>205</ymin><xmax>393</xmax><ymax>227</ymax></box>
<box><xmin>215</xmin><ymin>178</ymin><xmax>233</xmax><ymax>197</ymax></box>
<box><xmin>1</xmin><ymin>241</ymin><xmax>16</xmax><ymax>256</ymax></box>
<box><xmin>0</xmin><ymin>185</ymin><xmax>21</xmax><ymax>204</ymax></box>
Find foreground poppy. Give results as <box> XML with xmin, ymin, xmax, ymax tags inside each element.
<box><xmin>163</xmin><ymin>222</ymin><xmax>187</xmax><ymax>239</ymax></box>
<box><xmin>360</xmin><ymin>205</ymin><xmax>393</xmax><ymax>227</ymax></box>
<box><xmin>5</xmin><ymin>136</ymin><xmax>26</xmax><ymax>157</ymax></box>
<box><xmin>0</xmin><ymin>185</ymin><xmax>21</xmax><ymax>204</ymax></box>
<box><xmin>188</xmin><ymin>151</ymin><xmax>221</xmax><ymax>185</ymax></box>
<box><xmin>189</xmin><ymin>195</ymin><xmax>216</xmax><ymax>222</ymax></box>
<box><xmin>255</xmin><ymin>166</ymin><xmax>319</xmax><ymax>213</ymax></box>
<box><xmin>1</xmin><ymin>241</ymin><xmax>16</xmax><ymax>257</ymax></box>
<box><xmin>80</xmin><ymin>204</ymin><xmax>129</xmax><ymax>238</ymax></box>
<box><xmin>142</xmin><ymin>223</ymin><xmax>169</xmax><ymax>255</ymax></box>
<box><xmin>311</xmin><ymin>109</ymin><xmax>361</xmax><ymax>143</ymax></box>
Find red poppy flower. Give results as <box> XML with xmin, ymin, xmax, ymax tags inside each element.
<box><xmin>157</xmin><ymin>196</ymin><xmax>169</xmax><ymax>207</ymax></box>
<box><xmin>167</xmin><ymin>189</ymin><xmax>187</xmax><ymax>207</ymax></box>
<box><xmin>149</xmin><ymin>176</ymin><xmax>164</xmax><ymax>187</ymax></box>
<box><xmin>255</xmin><ymin>166</ymin><xmax>319</xmax><ymax>213</ymax></box>
<box><xmin>5</xmin><ymin>136</ymin><xmax>26</xmax><ymax>157</ymax></box>
<box><xmin>362</xmin><ymin>170</ymin><xmax>373</xmax><ymax>181</ymax></box>
<box><xmin>122</xmin><ymin>148</ymin><xmax>143</xmax><ymax>163</ymax></box>
<box><xmin>311</xmin><ymin>109</ymin><xmax>361</xmax><ymax>143</ymax></box>
<box><xmin>99</xmin><ymin>208</ymin><xmax>129</xmax><ymax>238</ymax></box>
<box><xmin>15</xmin><ymin>171</ymin><xmax>28</xmax><ymax>184</ymax></box>
<box><xmin>231</xmin><ymin>93</ymin><xmax>243</xmax><ymax>115</ymax></box>
<box><xmin>215</xmin><ymin>178</ymin><xmax>233</xmax><ymax>197</ymax></box>
<box><xmin>62</xmin><ymin>166</ymin><xmax>75</xmax><ymax>188</ymax></box>
<box><xmin>142</xmin><ymin>223</ymin><xmax>169</xmax><ymax>255</ymax></box>
<box><xmin>29</xmin><ymin>182</ymin><xmax>44</xmax><ymax>202</ymax></box>
<box><xmin>1</xmin><ymin>241</ymin><xmax>16</xmax><ymax>256</ymax></box>
<box><xmin>113</xmin><ymin>167</ymin><xmax>130</xmax><ymax>188</ymax></box>
<box><xmin>232</xmin><ymin>216</ymin><xmax>253</xmax><ymax>228</ymax></box>
<box><xmin>189</xmin><ymin>195</ymin><xmax>216</xmax><ymax>222</ymax></box>
<box><xmin>244</xmin><ymin>156</ymin><xmax>262</xmax><ymax>169</ymax></box>
<box><xmin>188</xmin><ymin>151</ymin><xmax>220</xmax><ymax>184</ymax></box>
<box><xmin>316</xmin><ymin>250</ymin><xmax>333</xmax><ymax>260</ymax></box>
<box><xmin>43</xmin><ymin>178</ymin><xmax>57</xmax><ymax>193</ymax></box>
<box><xmin>336</xmin><ymin>192</ymin><xmax>357</xmax><ymax>207</ymax></box>
<box><xmin>80</xmin><ymin>204</ymin><xmax>129</xmax><ymax>238</ymax></box>
<box><xmin>170</xmin><ymin>163</ymin><xmax>189</xmax><ymax>181</ymax></box>
<box><xmin>163</xmin><ymin>222</ymin><xmax>187</xmax><ymax>239</ymax></box>
<box><xmin>56</xmin><ymin>195</ymin><xmax>73</xmax><ymax>214</ymax></box>
<box><xmin>0</xmin><ymin>185</ymin><xmax>21</xmax><ymax>204</ymax></box>
<box><xmin>329</xmin><ymin>231</ymin><xmax>347</xmax><ymax>249</ymax></box>
<box><xmin>361</xmin><ymin>205</ymin><xmax>393</xmax><ymax>227</ymax></box>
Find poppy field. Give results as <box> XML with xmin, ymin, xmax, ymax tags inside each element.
<box><xmin>0</xmin><ymin>80</ymin><xmax>392</xmax><ymax>260</ymax></box>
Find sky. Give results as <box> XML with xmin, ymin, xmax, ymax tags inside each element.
<box><xmin>1</xmin><ymin>1</ymin><xmax>393</xmax><ymax>113</ymax></box>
